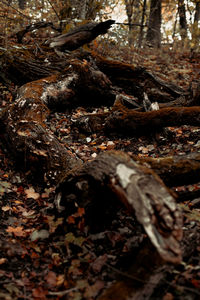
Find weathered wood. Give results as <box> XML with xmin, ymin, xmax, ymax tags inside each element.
<box><xmin>0</xmin><ymin>49</ymin><xmax>184</xmax><ymax>278</ymax></box>
<box><xmin>73</xmin><ymin>103</ymin><xmax>200</xmax><ymax>135</ymax></box>
<box><xmin>0</xmin><ymin>47</ymin><xmax>191</xmax><ymax>108</ymax></box>
<box><xmin>94</xmin><ymin>54</ymin><xmax>188</xmax><ymax>102</ymax></box>
<box><xmin>0</xmin><ymin>73</ymin><xmax>82</xmax><ymax>184</ymax></box>
<box><xmin>133</xmin><ymin>151</ymin><xmax>200</xmax><ymax>186</ymax></box>
<box><xmin>57</xmin><ymin>151</ymin><xmax>182</xmax><ymax>264</ymax></box>
<box><xmin>105</xmin><ymin>103</ymin><xmax>200</xmax><ymax>134</ymax></box>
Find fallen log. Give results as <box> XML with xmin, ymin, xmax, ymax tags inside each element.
<box><xmin>0</xmin><ymin>58</ymin><xmax>114</xmax><ymax>184</ymax></box>
<box><xmin>0</xmin><ymin>71</ymin><xmax>82</xmax><ymax>184</ymax></box>
<box><xmin>73</xmin><ymin>102</ymin><xmax>200</xmax><ymax>135</ymax></box>
<box><xmin>132</xmin><ymin>151</ymin><xmax>200</xmax><ymax>186</ymax></box>
<box><xmin>56</xmin><ymin>151</ymin><xmax>182</xmax><ymax>264</ymax></box>
<box><xmin>0</xmin><ymin>47</ymin><xmax>191</xmax><ymax>108</ymax></box>
<box><xmin>0</xmin><ymin>55</ymin><xmax>183</xmax><ymax>276</ymax></box>
<box><xmin>94</xmin><ymin>54</ymin><xmax>188</xmax><ymax>102</ymax></box>
<box><xmin>105</xmin><ymin>104</ymin><xmax>200</xmax><ymax>134</ymax></box>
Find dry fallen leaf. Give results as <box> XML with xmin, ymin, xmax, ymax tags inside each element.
<box><xmin>0</xmin><ymin>258</ymin><xmax>7</xmax><ymax>264</ymax></box>
<box><xmin>25</xmin><ymin>187</ymin><xmax>40</xmax><ymax>200</ymax></box>
<box><xmin>45</xmin><ymin>271</ymin><xmax>57</xmax><ymax>288</ymax></box>
<box><xmin>6</xmin><ymin>226</ymin><xmax>26</xmax><ymax>237</ymax></box>
<box><xmin>2</xmin><ymin>206</ymin><xmax>12</xmax><ymax>212</ymax></box>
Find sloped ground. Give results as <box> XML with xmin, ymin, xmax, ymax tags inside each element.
<box><xmin>0</xmin><ymin>48</ymin><xmax>200</xmax><ymax>299</ymax></box>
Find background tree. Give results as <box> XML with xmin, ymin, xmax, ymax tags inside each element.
<box><xmin>138</xmin><ymin>0</ymin><xmax>147</xmax><ymax>47</ymax></box>
<box><xmin>124</xmin><ymin>0</ymin><xmax>147</xmax><ymax>47</ymax></box>
<box><xmin>146</xmin><ymin>0</ymin><xmax>162</xmax><ymax>48</ymax></box>
<box><xmin>178</xmin><ymin>0</ymin><xmax>187</xmax><ymax>43</ymax></box>
<box><xmin>191</xmin><ymin>0</ymin><xmax>200</xmax><ymax>49</ymax></box>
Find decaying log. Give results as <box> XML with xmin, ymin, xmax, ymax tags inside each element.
<box><xmin>0</xmin><ymin>58</ymin><xmax>114</xmax><ymax>184</ymax></box>
<box><xmin>0</xmin><ymin>59</ymin><xmax>183</xmax><ymax>265</ymax></box>
<box><xmin>4</xmin><ymin>38</ymin><xmax>200</xmax><ymax>300</ymax></box>
<box><xmin>93</xmin><ymin>55</ymin><xmax>188</xmax><ymax>102</ymax></box>
<box><xmin>0</xmin><ymin>51</ymin><xmax>185</xmax><ymax>274</ymax></box>
<box><xmin>133</xmin><ymin>151</ymin><xmax>200</xmax><ymax>187</ymax></box>
<box><xmin>105</xmin><ymin>104</ymin><xmax>200</xmax><ymax>134</ymax></box>
<box><xmin>1</xmin><ymin>47</ymin><xmax>192</xmax><ymax>108</ymax></box>
<box><xmin>0</xmin><ymin>72</ymin><xmax>83</xmax><ymax>184</ymax></box>
<box><xmin>56</xmin><ymin>151</ymin><xmax>182</xmax><ymax>264</ymax></box>
<box><xmin>73</xmin><ymin>103</ymin><xmax>200</xmax><ymax>135</ymax></box>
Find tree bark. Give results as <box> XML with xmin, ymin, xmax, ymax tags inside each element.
<box><xmin>191</xmin><ymin>1</ymin><xmax>200</xmax><ymax>49</ymax></box>
<box><xmin>133</xmin><ymin>151</ymin><xmax>200</xmax><ymax>187</ymax></box>
<box><xmin>146</xmin><ymin>0</ymin><xmax>162</xmax><ymax>48</ymax></box>
<box><xmin>74</xmin><ymin>103</ymin><xmax>200</xmax><ymax>136</ymax></box>
<box><xmin>178</xmin><ymin>0</ymin><xmax>187</xmax><ymax>43</ymax></box>
<box><xmin>57</xmin><ymin>151</ymin><xmax>182</xmax><ymax>264</ymax></box>
<box><xmin>138</xmin><ymin>0</ymin><xmax>147</xmax><ymax>47</ymax></box>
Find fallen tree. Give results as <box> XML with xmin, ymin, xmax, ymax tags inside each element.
<box><xmin>1</xmin><ymin>46</ymin><xmax>200</xmax><ymax>298</ymax></box>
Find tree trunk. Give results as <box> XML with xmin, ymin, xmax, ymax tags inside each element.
<box><xmin>124</xmin><ymin>0</ymin><xmax>135</xmax><ymax>45</ymax></box>
<box><xmin>178</xmin><ymin>0</ymin><xmax>187</xmax><ymax>43</ymax></box>
<box><xmin>146</xmin><ymin>0</ymin><xmax>161</xmax><ymax>48</ymax></box>
<box><xmin>59</xmin><ymin>0</ymin><xmax>98</xmax><ymax>21</ymax></box>
<box><xmin>191</xmin><ymin>1</ymin><xmax>200</xmax><ymax>49</ymax></box>
<box><xmin>57</xmin><ymin>151</ymin><xmax>182</xmax><ymax>264</ymax></box>
<box><xmin>138</xmin><ymin>0</ymin><xmax>147</xmax><ymax>47</ymax></box>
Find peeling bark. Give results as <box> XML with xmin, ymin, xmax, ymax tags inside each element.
<box><xmin>57</xmin><ymin>151</ymin><xmax>182</xmax><ymax>264</ymax></box>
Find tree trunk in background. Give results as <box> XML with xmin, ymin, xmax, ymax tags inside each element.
<box><xmin>131</xmin><ymin>1</ymin><xmax>141</xmax><ymax>46</ymax></box>
<box><xmin>191</xmin><ymin>1</ymin><xmax>200</xmax><ymax>49</ymax></box>
<box><xmin>124</xmin><ymin>0</ymin><xmax>135</xmax><ymax>45</ymax></box>
<box><xmin>59</xmin><ymin>0</ymin><xmax>99</xmax><ymax>22</ymax></box>
<box><xmin>146</xmin><ymin>0</ymin><xmax>161</xmax><ymax>48</ymax></box>
<box><xmin>18</xmin><ymin>0</ymin><xmax>26</xmax><ymax>10</ymax></box>
<box><xmin>178</xmin><ymin>0</ymin><xmax>187</xmax><ymax>43</ymax></box>
<box><xmin>194</xmin><ymin>1</ymin><xmax>200</xmax><ymax>22</ymax></box>
<box><xmin>138</xmin><ymin>0</ymin><xmax>147</xmax><ymax>47</ymax></box>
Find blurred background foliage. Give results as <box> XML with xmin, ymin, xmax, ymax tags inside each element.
<box><xmin>0</xmin><ymin>0</ymin><xmax>199</xmax><ymax>57</ymax></box>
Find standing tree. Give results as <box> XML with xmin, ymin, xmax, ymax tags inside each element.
<box><xmin>124</xmin><ymin>0</ymin><xmax>135</xmax><ymax>45</ymax></box>
<box><xmin>59</xmin><ymin>0</ymin><xmax>104</xmax><ymax>21</ymax></box>
<box><xmin>191</xmin><ymin>0</ymin><xmax>200</xmax><ymax>49</ymax></box>
<box><xmin>178</xmin><ymin>0</ymin><xmax>187</xmax><ymax>43</ymax></box>
<box><xmin>138</xmin><ymin>0</ymin><xmax>147</xmax><ymax>47</ymax></box>
<box><xmin>124</xmin><ymin>0</ymin><xmax>147</xmax><ymax>47</ymax></box>
<box><xmin>146</xmin><ymin>0</ymin><xmax>162</xmax><ymax>48</ymax></box>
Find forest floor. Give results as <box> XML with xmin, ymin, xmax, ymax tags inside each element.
<box><xmin>0</xmin><ymin>48</ymin><xmax>200</xmax><ymax>299</ymax></box>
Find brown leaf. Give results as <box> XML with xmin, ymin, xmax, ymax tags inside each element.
<box><xmin>32</xmin><ymin>287</ymin><xmax>48</xmax><ymax>299</ymax></box>
<box><xmin>6</xmin><ymin>226</ymin><xmax>26</xmax><ymax>237</ymax></box>
<box><xmin>45</xmin><ymin>271</ymin><xmax>57</xmax><ymax>288</ymax></box>
<box><xmin>25</xmin><ymin>187</ymin><xmax>40</xmax><ymax>200</ymax></box>
<box><xmin>67</xmin><ymin>215</ymin><xmax>75</xmax><ymax>224</ymax></box>
<box><xmin>91</xmin><ymin>254</ymin><xmax>108</xmax><ymax>273</ymax></box>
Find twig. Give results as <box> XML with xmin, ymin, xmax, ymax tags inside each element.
<box><xmin>48</xmin><ymin>287</ymin><xmax>78</xmax><ymax>296</ymax></box>
<box><xmin>46</xmin><ymin>0</ymin><xmax>61</xmax><ymax>21</ymax></box>
<box><xmin>115</xmin><ymin>22</ymin><xmax>147</xmax><ymax>27</ymax></box>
